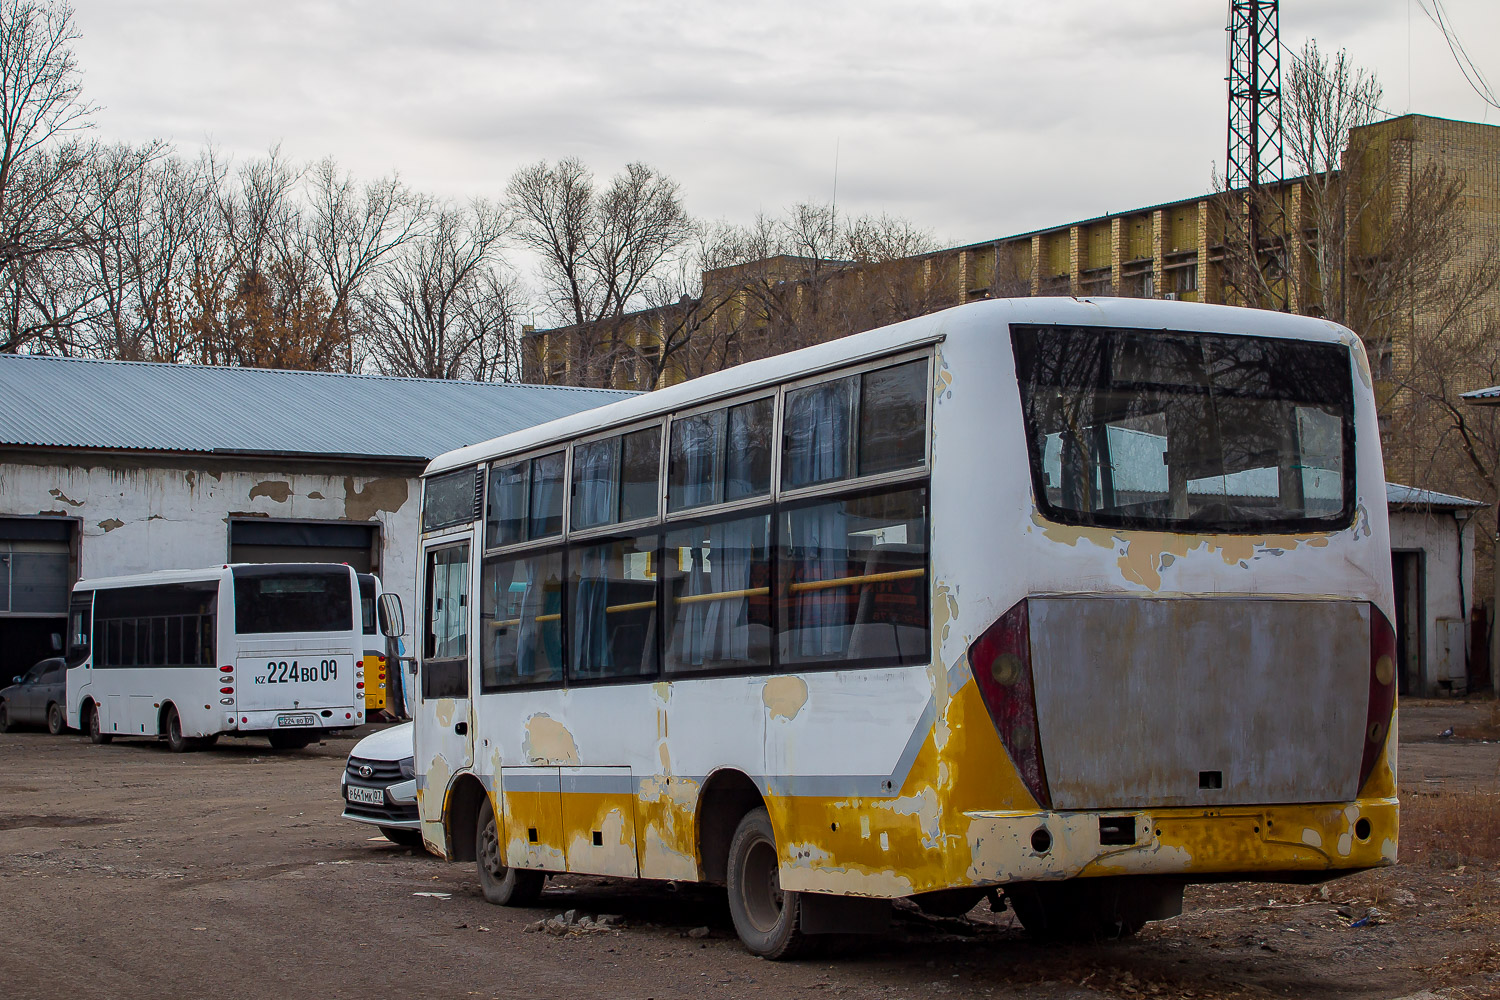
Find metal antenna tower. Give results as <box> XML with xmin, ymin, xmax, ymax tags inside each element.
<box><xmin>1226</xmin><ymin>0</ymin><xmax>1288</xmax><ymax>309</ymax></box>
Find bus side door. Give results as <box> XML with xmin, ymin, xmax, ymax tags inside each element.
<box><xmin>414</xmin><ymin>540</ymin><xmax>476</xmax><ymax>839</ymax></box>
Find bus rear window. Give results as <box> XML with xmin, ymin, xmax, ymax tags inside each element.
<box><xmin>1012</xmin><ymin>325</ymin><xmax>1354</xmax><ymax>533</ymax></box>
<box><xmin>234</xmin><ymin>567</ymin><xmax>354</xmax><ymax>634</ymax></box>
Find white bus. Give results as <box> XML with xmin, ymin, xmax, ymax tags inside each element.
<box><xmin>411</xmin><ymin>297</ymin><xmax>1395</xmax><ymax>956</ymax></box>
<box><xmin>65</xmin><ymin>563</ymin><xmax>367</xmax><ymax>751</ymax></box>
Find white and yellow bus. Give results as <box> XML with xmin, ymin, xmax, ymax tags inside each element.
<box><xmin>411</xmin><ymin>297</ymin><xmax>1396</xmax><ymax>956</ymax></box>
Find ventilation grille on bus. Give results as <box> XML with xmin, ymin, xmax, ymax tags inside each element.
<box><xmin>472</xmin><ymin>468</ymin><xmax>484</xmax><ymax>523</ymax></box>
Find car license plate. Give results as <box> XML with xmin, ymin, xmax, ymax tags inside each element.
<box><xmin>346</xmin><ymin>785</ymin><xmax>385</xmax><ymax>806</ymax></box>
<box><xmin>276</xmin><ymin>713</ymin><xmax>315</xmax><ymax>727</ymax></box>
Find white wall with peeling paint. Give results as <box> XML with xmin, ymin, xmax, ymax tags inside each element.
<box><xmin>0</xmin><ymin>458</ymin><xmax>421</xmax><ymax>647</ymax></box>
<box><xmin>1390</xmin><ymin>508</ymin><xmax>1477</xmax><ymax>693</ymax></box>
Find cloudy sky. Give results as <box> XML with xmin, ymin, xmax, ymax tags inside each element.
<box><xmin>69</xmin><ymin>0</ymin><xmax>1499</xmax><ymax>248</ymax></box>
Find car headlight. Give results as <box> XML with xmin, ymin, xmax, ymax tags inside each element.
<box><xmin>398</xmin><ymin>756</ymin><xmax>415</xmax><ymax>780</ymax></box>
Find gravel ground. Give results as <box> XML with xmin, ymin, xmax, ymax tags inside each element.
<box><xmin>0</xmin><ymin>701</ymin><xmax>1496</xmax><ymax>1000</ymax></box>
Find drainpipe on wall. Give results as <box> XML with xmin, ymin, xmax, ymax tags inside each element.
<box><xmin>1454</xmin><ymin>509</ymin><xmax>1472</xmax><ymax>693</ymax></box>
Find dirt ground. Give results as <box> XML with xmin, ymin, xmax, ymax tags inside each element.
<box><xmin>1</xmin><ymin>702</ymin><xmax>1497</xmax><ymax>1000</ymax></box>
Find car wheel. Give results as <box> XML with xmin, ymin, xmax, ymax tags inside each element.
<box><xmin>476</xmin><ymin>797</ymin><xmax>544</xmax><ymax>905</ymax></box>
<box><xmin>0</xmin><ymin>700</ymin><xmax>12</xmax><ymax>733</ymax></box>
<box><xmin>726</xmin><ymin>807</ymin><xmax>809</xmax><ymax>959</ymax></box>
<box><xmin>46</xmin><ymin>702</ymin><xmax>66</xmax><ymax>735</ymax></box>
<box><xmin>379</xmin><ymin>826</ymin><xmax>424</xmax><ymax>849</ymax></box>
<box><xmin>86</xmin><ymin>703</ymin><xmax>112</xmax><ymax>744</ymax></box>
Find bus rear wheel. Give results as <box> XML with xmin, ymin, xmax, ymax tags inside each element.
<box><xmin>268</xmin><ymin>732</ymin><xmax>314</xmax><ymax>751</ymax></box>
<box><xmin>46</xmin><ymin>703</ymin><xmax>66</xmax><ymax>735</ymax></box>
<box><xmin>476</xmin><ymin>797</ymin><xmax>544</xmax><ymax>905</ymax></box>
<box><xmin>165</xmin><ymin>708</ymin><xmax>194</xmax><ymax>753</ymax></box>
<box><xmin>86</xmin><ymin>703</ymin><xmax>111</xmax><ymax>744</ymax></box>
<box><xmin>726</xmin><ymin>807</ymin><xmax>809</xmax><ymax>959</ymax></box>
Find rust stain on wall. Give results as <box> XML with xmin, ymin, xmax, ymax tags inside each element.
<box><xmin>344</xmin><ymin>477</ymin><xmax>409</xmax><ymax>522</ymax></box>
<box><xmin>248</xmin><ymin>480</ymin><xmax>293</xmax><ymax>503</ymax></box>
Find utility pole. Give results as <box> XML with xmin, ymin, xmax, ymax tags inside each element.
<box><xmin>1226</xmin><ymin>0</ymin><xmax>1289</xmax><ymax>310</ymax></box>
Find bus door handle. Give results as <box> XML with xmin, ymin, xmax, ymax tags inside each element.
<box><xmin>454</xmin><ymin>722</ymin><xmax>468</xmax><ymax>736</ymax></box>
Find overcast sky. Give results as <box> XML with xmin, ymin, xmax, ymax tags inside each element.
<box><xmin>68</xmin><ymin>0</ymin><xmax>1500</xmax><ymax>249</ymax></box>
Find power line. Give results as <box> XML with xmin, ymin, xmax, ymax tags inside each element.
<box><xmin>1276</xmin><ymin>38</ymin><xmax>1399</xmax><ymax>121</ymax></box>
<box><xmin>1417</xmin><ymin>0</ymin><xmax>1499</xmax><ymax>111</ymax></box>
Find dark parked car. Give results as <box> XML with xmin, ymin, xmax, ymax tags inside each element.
<box><xmin>0</xmin><ymin>657</ymin><xmax>69</xmax><ymax>734</ymax></box>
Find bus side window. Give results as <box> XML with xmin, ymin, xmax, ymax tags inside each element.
<box><xmin>423</xmin><ymin>544</ymin><xmax>470</xmax><ymax>699</ymax></box>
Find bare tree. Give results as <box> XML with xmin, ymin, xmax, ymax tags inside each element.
<box><xmin>508</xmin><ymin>158</ymin><xmax>693</xmax><ymax>385</ymax></box>
<box><xmin>306</xmin><ymin>158</ymin><xmax>430</xmax><ymax>371</ymax></box>
<box><xmin>361</xmin><ymin>200</ymin><xmax>521</xmax><ymax>381</ymax></box>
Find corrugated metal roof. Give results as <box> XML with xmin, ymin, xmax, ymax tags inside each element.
<box><xmin>1386</xmin><ymin>482</ymin><xmax>1487</xmax><ymax>510</ymax></box>
<box><xmin>1460</xmin><ymin>385</ymin><xmax>1500</xmax><ymax>402</ymax></box>
<box><xmin>0</xmin><ymin>354</ymin><xmax>632</xmax><ymax>462</ymax></box>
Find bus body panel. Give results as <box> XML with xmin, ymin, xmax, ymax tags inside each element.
<box><xmin>415</xmin><ymin>297</ymin><xmax>1397</xmax><ymax>904</ymax></box>
<box><xmin>1027</xmin><ymin>596</ymin><xmax>1370</xmax><ymax>809</ymax></box>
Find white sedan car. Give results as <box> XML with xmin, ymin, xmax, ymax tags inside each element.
<box><xmin>340</xmin><ymin>722</ymin><xmax>422</xmax><ymax>848</ymax></box>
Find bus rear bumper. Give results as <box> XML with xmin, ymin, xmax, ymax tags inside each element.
<box><xmin>232</xmin><ymin>707</ymin><xmax>364</xmax><ymax>733</ymax></box>
<box><xmin>964</xmin><ymin>798</ymin><xmax>1398</xmax><ymax>884</ymax></box>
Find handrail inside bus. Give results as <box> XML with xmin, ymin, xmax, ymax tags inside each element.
<box><xmin>487</xmin><ymin>568</ymin><xmax>927</xmax><ymax>629</ymax></box>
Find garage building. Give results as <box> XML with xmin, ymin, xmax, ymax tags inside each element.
<box><xmin>0</xmin><ymin>354</ymin><xmax>625</xmax><ymax>677</ymax></box>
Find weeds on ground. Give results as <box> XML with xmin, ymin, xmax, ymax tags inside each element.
<box><xmin>1402</xmin><ymin>787</ymin><xmax>1500</xmax><ymax>864</ymax></box>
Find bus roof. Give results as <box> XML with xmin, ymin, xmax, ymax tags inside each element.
<box><xmin>426</xmin><ymin>297</ymin><xmax>1357</xmax><ymax>477</ymax></box>
<box><xmin>74</xmin><ymin>563</ymin><xmax>355</xmax><ymax>592</ymax></box>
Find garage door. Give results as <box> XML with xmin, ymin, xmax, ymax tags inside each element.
<box><xmin>0</xmin><ymin>519</ymin><xmax>73</xmax><ymax>616</ymax></box>
<box><xmin>228</xmin><ymin>519</ymin><xmax>378</xmax><ymax>573</ymax></box>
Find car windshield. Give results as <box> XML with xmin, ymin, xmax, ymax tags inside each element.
<box><xmin>1012</xmin><ymin>324</ymin><xmax>1355</xmax><ymax>533</ymax></box>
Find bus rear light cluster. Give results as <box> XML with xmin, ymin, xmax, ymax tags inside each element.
<box><xmin>969</xmin><ymin>598</ymin><xmax>1052</xmax><ymax>809</ymax></box>
<box><xmin>1359</xmin><ymin>606</ymin><xmax>1398</xmax><ymax>794</ymax></box>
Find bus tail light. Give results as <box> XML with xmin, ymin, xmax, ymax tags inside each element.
<box><xmin>1359</xmin><ymin>606</ymin><xmax>1398</xmax><ymax>794</ymax></box>
<box><xmin>969</xmin><ymin>598</ymin><xmax>1051</xmax><ymax>809</ymax></box>
<box><xmin>220</xmin><ymin>665</ymin><xmax>233</xmax><ymax>673</ymax></box>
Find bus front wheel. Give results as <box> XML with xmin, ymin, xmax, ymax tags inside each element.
<box><xmin>726</xmin><ymin>807</ymin><xmax>809</xmax><ymax>960</ymax></box>
<box><xmin>86</xmin><ymin>703</ymin><xmax>111</xmax><ymax>744</ymax></box>
<box><xmin>476</xmin><ymin>797</ymin><xmax>544</xmax><ymax>905</ymax></box>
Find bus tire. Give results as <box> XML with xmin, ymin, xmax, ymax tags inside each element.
<box><xmin>86</xmin><ymin>703</ymin><xmax>111</xmax><ymax>744</ymax></box>
<box><xmin>726</xmin><ymin>807</ymin><xmax>809</xmax><ymax>960</ymax></box>
<box><xmin>268</xmin><ymin>732</ymin><xmax>313</xmax><ymax>751</ymax></box>
<box><xmin>46</xmin><ymin>702</ymin><xmax>67</xmax><ymax>735</ymax></box>
<box><xmin>165</xmin><ymin>707</ymin><xmax>194</xmax><ymax>753</ymax></box>
<box><xmin>380</xmin><ymin>826</ymin><xmax>424</xmax><ymax>849</ymax></box>
<box><xmin>476</xmin><ymin>797</ymin><xmax>543</xmax><ymax>906</ymax></box>
<box><xmin>0</xmin><ymin>700</ymin><xmax>12</xmax><ymax>733</ymax></box>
